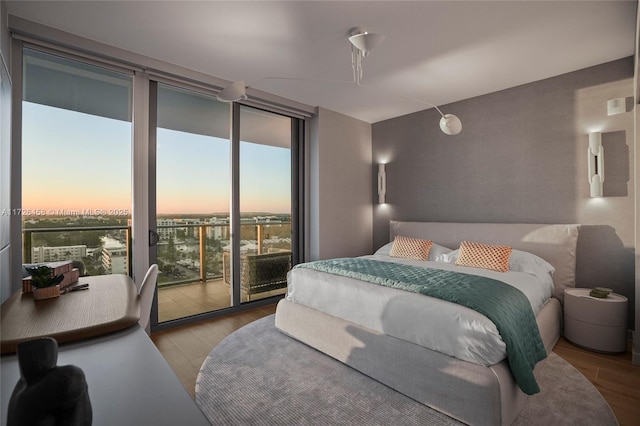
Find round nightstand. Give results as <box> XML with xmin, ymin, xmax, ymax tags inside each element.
<box><xmin>564</xmin><ymin>288</ymin><xmax>628</xmax><ymax>353</ymax></box>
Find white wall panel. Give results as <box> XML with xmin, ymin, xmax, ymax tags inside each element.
<box><xmin>310</xmin><ymin>108</ymin><xmax>373</xmax><ymax>260</ymax></box>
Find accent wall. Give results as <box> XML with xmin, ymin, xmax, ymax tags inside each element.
<box><xmin>372</xmin><ymin>57</ymin><xmax>635</xmax><ymax>329</ymax></box>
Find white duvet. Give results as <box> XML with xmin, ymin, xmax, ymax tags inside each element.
<box><xmin>285</xmin><ymin>255</ymin><xmax>554</xmax><ymax>366</ymax></box>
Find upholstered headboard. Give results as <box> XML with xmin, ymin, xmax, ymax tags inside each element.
<box><xmin>390</xmin><ymin>221</ymin><xmax>581</xmax><ymax>302</ymax></box>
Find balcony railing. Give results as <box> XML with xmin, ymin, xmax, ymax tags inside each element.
<box><xmin>22</xmin><ymin>221</ymin><xmax>291</xmax><ymax>288</ymax></box>
<box><xmin>23</xmin><ymin>225</ymin><xmax>132</xmax><ymax>276</ymax></box>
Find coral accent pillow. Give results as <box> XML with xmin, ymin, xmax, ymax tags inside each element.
<box><xmin>390</xmin><ymin>236</ymin><xmax>433</xmax><ymax>261</ymax></box>
<box><xmin>455</xmin><ymin>241</ymin><xmax>512</xmax><ymax>272</ymax></box>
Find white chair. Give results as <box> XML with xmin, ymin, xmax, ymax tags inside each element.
<box><xmin>138</xmin><ymin>264</ymin><xmax>158</xmax><ymax>335</ymax></box>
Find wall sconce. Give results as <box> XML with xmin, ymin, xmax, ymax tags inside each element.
<box><xmin>607</xmin><ymin>98</ymin><xmax>625</xmax><ymax>116</ymax></box>
<box><xmin>588</xmin><ymin>132</ymin><xmax>604</xmax><ymax>198</ymax></box>
<box><xmin>377</xmin><ymin>163</ymin><xmax>386</xmax><ymax>204</ymax></box>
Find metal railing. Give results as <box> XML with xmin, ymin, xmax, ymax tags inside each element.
<box><xmin>22</xmin><ymin>221</ymin><xmax>291</xmax><ymax>288</ymax></box>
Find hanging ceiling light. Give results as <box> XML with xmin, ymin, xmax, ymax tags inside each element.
<box><xmin>348</xmin><ymin>27</ymin><xmax>385</xmax><ymax>85</ymax></box>
<box><xmin>348</xmin><ymin>27</ymin><xmax>461</xmax><ymax>135</ymax></box>
<box><xmin>216</xmin><ymin>26</ymin><xmax>462</xmax><ymax>135</ymax></box>
<box><xmin>439</xmin><ymin>113</ymin><xmax>463</xmax><ymax>135</ymax></box>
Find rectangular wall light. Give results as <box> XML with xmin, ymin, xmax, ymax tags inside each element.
<box><xmin>588</xmin><ymin>132</ymin><xmax>604</xmax><ymax>198</ymax></box>
<box><xmin>377</xmin><ymin>163</ymin><xmax>386</xmax><ymax>204</ymax></box>
<box><xmin>607</xmin><ymin>98</ymin><xmax>625</xmax><ymax>116</ymax></box>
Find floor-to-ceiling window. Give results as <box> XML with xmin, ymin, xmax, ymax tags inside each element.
<box><xmin>21</xmin><ymin>48</ymin><xmax>133</xmax><ymax>277</ymax></box>
<box><xmin>239</xmin><ymin>105</ymin><xmax>292</xmax><ymax>303</ymax></box>
<box><xmin>16</xmin><ymin>40</ymin><xmax>306</xmax><ymax>330</ymax></box>
<box><xmin>154</xmin><ymin>83</ymin><xmax>232</xmax><ymax>322</ymax></box>
<box><xmin>151</xmin><ymin>83</ymin><xmax>304</xmax><ymax>325</ymax></box>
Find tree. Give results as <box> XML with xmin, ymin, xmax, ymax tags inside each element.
<box><xmin>166</xmin><ymin>237</ymin><xmax>177</xmax><ymax>263</ymax></box>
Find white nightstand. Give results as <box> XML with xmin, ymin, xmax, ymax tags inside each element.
<box><xmin>564</xmin><ymin>288</ymin><xmax>628</xmax><ymax>353</ymax></box>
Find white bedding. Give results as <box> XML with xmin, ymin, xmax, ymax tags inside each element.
<box><xmin>285</xmin><ymin>254</ymin><xmax>554</xmax><ymax>366</ymax></box>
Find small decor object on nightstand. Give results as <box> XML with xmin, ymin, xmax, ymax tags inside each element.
<box><xmin>7</xmin><ymin>337</ymin><xmax>92</xmax><ymax>426</ymax></box>
<box><xmin>589</xmin><ymin>287</ymin><xmax>612</xmax><ymax>298</ymax></box>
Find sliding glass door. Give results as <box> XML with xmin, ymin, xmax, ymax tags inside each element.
<box><xmin>238</xmin><ymin>106</ymin><xmax>292</xmax><ymax>303</ymax></box>
<box><xmin>152</xmin><ymin>84</ymin><xmax>301</xmax><ymax>324</ymax></box>
<box><xmin>154</xmin><ymin>83</ymin><xmax>232</xmax><ymax>322</ymax></box>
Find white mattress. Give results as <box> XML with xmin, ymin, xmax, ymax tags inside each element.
<box><xmin>285</xmin><ymin>255</ymin><xmax>554</xmax><ymax>366</ymax></box>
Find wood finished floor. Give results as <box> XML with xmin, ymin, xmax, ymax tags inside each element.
<box><xmin>157</xmin><ymin>280</ymin><xmax>286</xmax><ymax>323</ymax></box>
<box><xmin>153</xmin><ymin>304</ymin><xmax>640</xmax><ymax>425</ymax></box>
<box><xmin>157</xmin><ymin>279</ymin><xmax>232</xmax><ymax>323</ymax></box>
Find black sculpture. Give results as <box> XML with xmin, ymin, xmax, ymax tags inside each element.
<box><xmin>7</xmin><ymin>337</ymin><xmax>92</xmax><ymax>426</ymax></box>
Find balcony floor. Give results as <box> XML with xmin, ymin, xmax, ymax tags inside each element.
<box><xmin>158</xmin><ymin>279</ymin><xmax>231</xmax><ymax>323</ymax></box>
<box><xmin>157</xmin><ymin>279</ymin><xmax>286</xmax><ymax>323</ymax></box>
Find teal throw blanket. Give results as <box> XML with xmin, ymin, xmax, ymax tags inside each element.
<box><xmin>296</xmin><ymin>258</ymin><xmax>546</xmax><ymax>395</ymax></box>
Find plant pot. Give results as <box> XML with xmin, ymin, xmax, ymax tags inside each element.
<box><xmin>33</xmin><ymin>285</ymin><xmax>61</xmax><ymax>301</ymax></box>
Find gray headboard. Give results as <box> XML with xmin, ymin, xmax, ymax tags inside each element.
<box><xmin>390</xmin><ymin>221</ymin><xmax>581</xmax><ymax>302</ymax></box>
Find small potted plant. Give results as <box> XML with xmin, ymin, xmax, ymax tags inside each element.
<box><xmin>25</xmin><ymin>266</ymin><xmax>64</xmax><ymax>300</ymax></box>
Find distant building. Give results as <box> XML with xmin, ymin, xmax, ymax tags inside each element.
<box><xmin>101</xmin><ymin>237</ymin><xmax>128</xmax><ymax>275</ymax></box>
<box><xmin>157</xmin><ymin>219</ymin><xmax>177</xmax><ymax>240</ymax></box>
<box><xmin>32</xmin><ymin>245</ymin><xmax>87</xmax><ymax>263</ymax></box>
<box><xmin>206</xmin><ymin>217</ymin><xmax>230</xmax><ymax>240</ymax></box>
<box><xmin>180</xmin><ymin>218</ymin><xmax>202</xmax><ymax>238</ymax></box>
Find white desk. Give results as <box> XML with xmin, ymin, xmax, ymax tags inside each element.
<box><xmin>1</xmin><ymin>326</ymin><xmax>210</xmax><ymax>426</ymax></box>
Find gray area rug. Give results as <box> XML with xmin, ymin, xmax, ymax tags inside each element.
<box><xmin>196</xmin><ymin>315</ymin><xmax>618</xmax><ymax>425</ymax></box>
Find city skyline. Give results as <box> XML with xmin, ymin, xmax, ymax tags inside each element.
<box><xmin>21</xmin><ymin>102</ymin><xmax>292</xmax><ymax>215</ymax></box>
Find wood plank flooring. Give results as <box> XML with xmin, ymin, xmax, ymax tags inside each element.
<box><xmin>157</xmin><ymin>280</ymin><xmax>286</xmax><ymax>323</ymax></box>
<box><xmin>157</xmin><ymin>279</ymin><xmax>231</xmax><ymax>323</ymax></box>
<box><xmin>153</xmin><ymin>304</ymin><xmax>640</xmax><ymax>425</ymax></box>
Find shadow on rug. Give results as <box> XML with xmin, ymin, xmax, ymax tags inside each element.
<box><xmin>196</xmin><ymin>315</ymin><xmax>617</xmax><ymax>425</ymax></box>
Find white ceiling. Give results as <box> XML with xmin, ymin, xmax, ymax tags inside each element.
<box><xmin>6</xmin><ymin>1</ymin><xmax>638</xmax><ymax>123</ymax></box>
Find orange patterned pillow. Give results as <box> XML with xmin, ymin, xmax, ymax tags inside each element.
<box><xmin>390</xmin><ymin>236</ymin><xmax>433</xmax><ymax>261</ymax></box>
<box><xmin>455</xmin><ymin>241</ymin><xmax>512</xmax><ymax>272</ymax></box>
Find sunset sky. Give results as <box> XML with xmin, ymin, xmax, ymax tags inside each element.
<box><xmin>22</xmin><ymin>102</ymin><xmax>291</xmax><ymax>216</ymax></box>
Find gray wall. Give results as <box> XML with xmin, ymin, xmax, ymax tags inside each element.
<box><xmin>373</xmin><ymin>58</ymin><xmax>635</xmax><ymax>329</ymax></box>
<box><xmin>310</xmin><ymin>107</ymin><xmax>373</xmax><ymax>260</ymax></box>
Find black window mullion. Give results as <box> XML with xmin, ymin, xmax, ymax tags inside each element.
<box><xmin>230</xmin><ymin>102</ymin><xmax>241</xmax><ymax>307</ymax></box>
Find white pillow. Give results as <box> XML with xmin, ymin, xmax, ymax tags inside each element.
<box><xmin>509</xmin><ymin>249</ymin><xmax>556</xmax><ymax>281</ymax></box>
<box><xmin>436</xmin><ymin>248</ymin><xmax>555</xmax><ymax>280</ymax></box>
<box><xmin>375</xmin><ymin>241</ymin><xmax>452</xmax><ymax>261</ymax></box>
<box><xmin>374</xmin><ymin>242</ymin><xmax>394</xmax><ymax>256</ymax></box>
<box><xmin>435</xmin><ymin>249</ymin><xmax>458</xmax><ymax>263</ymax></box>
<box><xmin>429</xmin><ymin>243</ymin><xmax>454</xmax><ymax>261</ymax></box>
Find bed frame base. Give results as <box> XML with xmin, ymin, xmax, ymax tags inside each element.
<box><xmin>275</xmin><ymin>298</ymin><xmax>561</xmax><ymax>426</ymax></box>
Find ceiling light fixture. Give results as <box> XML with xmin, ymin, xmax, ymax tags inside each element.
<box><xmin>348</xmin><ymin>27</ymin><xmax>385</xmax><ymax>86</ymax></box>
<box><xmin>438</xmin><ymin>112</ymin><xmax>463</xmax><ymax>135</ymax></box>
<box><xmin>216</xmin><ymin>27</ymin><xmax>462</xmax><ymax>135</ymax></box>
<box><xmin>216</xmin><ymin>80</ymin><xmax>247</xmax><ymax>102</ymax></box>
<box><xmin>348</xmin><ymin>28</ymin><xmax>462</xmax><ymax>135</ymax></box>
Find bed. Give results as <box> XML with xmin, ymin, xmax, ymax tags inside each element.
<box><xmin>274</xmin><ymin>221</ymin><xmax>580</xmax><ymax>426</ymax></box>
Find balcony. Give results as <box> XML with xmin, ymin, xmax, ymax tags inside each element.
<box><xmin>22</xmin><ymin>221</ymin><xmax>291</xmax><ymax>322</ymax></box>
